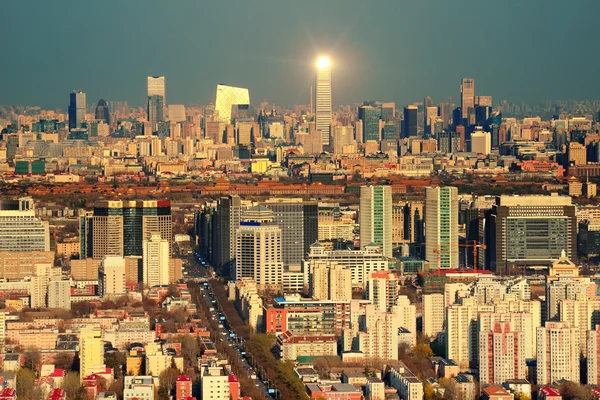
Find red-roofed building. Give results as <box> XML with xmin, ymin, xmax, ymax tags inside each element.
<box><xmin>48</xmin><ymin>389</ymin><xmax>65</xmax><ymax>400</ymax></box>
<box><xmin>481</xmin><ymin>385</ymin><xmax>513</xmax><ymax>400</ymax></box>
<box><xmin>538</xmin><ymin>386</ymin><xmax>562</xmax><ymax>400</ymax></box>
<box><xmin>175</xmin><ymin>375</ymin><xmax>191</xmax><ymax>400</ymax></box>
<box><xmin>592</xmin><ymin>388</ymin><xmax>600</xmax><ymax>398</ymax></box>
<box><xmin>0</xmin><ymin>388</ymin><xmax>16</xmax><ymax>400</ymax></box>
<box><xmin>228</xmin><ymin>374</ymin><xmax>240</xmax><ymax>400</ymax></box>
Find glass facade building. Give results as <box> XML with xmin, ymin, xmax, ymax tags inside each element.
<box><xmin>215</xmin><ymin>85</ymin><xmax>250</xmax><ymax>124</ymax></box>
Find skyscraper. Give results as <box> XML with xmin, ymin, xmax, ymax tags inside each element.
<box><xmin>315</xmin><ymin>57</ymin><xmax>332</xmax><ymax>146</ymax></box>
<box><xmin>94</xmin><ymin>99</ymin><xmax>110</xmax><ymax>124</ymax></box>
<box><xmin>91</xmin><ymin>200</ymin><xmax>172</xmax><ymax>260</ymax></box>
<box><xmin>212</xmin><ymin>195</ymin><xmax>242</xmax><ymax>275</ymax></box>
<box><xmin>358</xmin><ymin>105</ymin><xmax>380</xmax><ymax>142</ymax></box>
<box><xmin>68</xmin><ymin>91</ymin><xmax>86</xmax><ymax>130</ymax></box>
<box><xmin>263</xmin><ymin>198</ymin><xmax>318</xmax><ymax>267</ymax></box>
<box><xmin>360</xmin><ymin>186</ymin><xmax>392</xmax><ymax>258</ymax></box>
<box><xmin>215</xmin><ymin>85</ymin><xmax>250</xmax><ymax>124</ymax></box>
<box><xmin>403</xmin><ymin>105</ymin><xmax>417</xmax><ymax>138</ymax></box>
<box><xmin>460</xmin><ymin>78</ymin><xmax>475</xmax><ymax>120</ymax></box>
<box><xmin>425</xmin><ymin>186</ymin><xmax>458</xmax><ymax>270</ymax></box>
<box><xmin>147</xmin><ymin>76</ymin><xmax>166</xmax><ymax>132</ymax></box>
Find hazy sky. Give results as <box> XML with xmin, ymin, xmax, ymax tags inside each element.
<box><xmin>2</xmin><ymin>0</ymin><xmax>599</xmax><ymax>109</ymax></box>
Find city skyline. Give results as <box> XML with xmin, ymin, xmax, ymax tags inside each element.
<box><xmin>2</xmin><ymin>0</ymin><xmax>600</xmax><ymax>108</ymax></box>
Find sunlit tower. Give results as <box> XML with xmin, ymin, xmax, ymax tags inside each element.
<box><xmin>315</xmin><ymin>57</ymin><xmax>332</xmax><ymax>146</ymax></box>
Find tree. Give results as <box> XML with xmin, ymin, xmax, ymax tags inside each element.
<box><xmin>62</xmin><ymin>371</ymin><xmax>83</xmax><ymax>400</ymax></box>
<box><xmin>180</xmin><ymin>336</ymin><xmax>199</xmax><ymax>370</ymax></box>
<box><xmin>559</xmin><ymin>382</ymin><xmax>595</xmax><ymax>400</ymax></box>
<box><xmin>16</xmin><ymin>369</ymin><xmax>36</xmax><ymax>400</ymax></box>
<box><xmin>158</xmin><ymin>367</ymin><xmax>179</xmax><ymax>400</ymax></box>
<box><xmin>23</xmin><ymin>351</ymin><xmax>41</xmax><ymax>371</ymax></box>
<box><xmin>105</xmin><ymin>351</ymin><xmax>127</xmax><ymax>379</ymax></box>
<box><xmin>54</xmin><ymin>352</ymin><xmax>74</xmax><ymax>371</ymax></box>
<box><xmin>71</xmin><ymin>301</ymin><xmax>93</xmax><ymax>317</ymax></box>
<box><xmin>108</xmin><ymin>377</ymin><xmax>124</xmax><ymax>399</ymax></box>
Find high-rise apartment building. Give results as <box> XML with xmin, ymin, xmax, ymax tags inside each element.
<box><xmin>357</xmin><ymin>304</ymin><xmax>400</xmax><ymax>361</ymax></box>
<box><xmin>392</xmin><ymin>295</ymin><xmax>417</xmax><ymax>345</ymax></box>
<box><xmin>143</xmin><ymin>233</ymin><xmax>170</xmax><ymax>288</ymax></box>
<box><xmin>315</xmin><ymin>57</ymin><xmax>332</xmax><ymax>146</ymax></box>
<box><xmin>201</xmin><ymin>365</ymin><xmax>230</xmax><ymax>400</ymax></box>
<box><xmin>99</xmin><ymin>256</ymin><xmax>127</xmax><ymax>297</ymax></box>
<box><xmin>425</xmin><ymin>186</ymin><xmax>459</xmax><ymax>270</ymax></box>
<box><xmin>366</xmin><ymin>271</ymin><xmax>398</xmax><ymax>312</ymax></box>
<box><xmin>309</xmin><ymin>261</ymin><xmax>352</xmax><ymax>301</ymax></box>
<box><xmin>587</xmin><ymin>325</ymin><xmax>600</xmax><ymax>385</ymax></box>
<box><xmin>91</xmin><ymin>200</ymin><xmax>172</xmax><ymax>260</ymax></box>
<box><xmin>80</xmin><ymin>326</ymin><xmax>105</xmax><ymax>381</ymax></box>
<box><xmin>305</xmin><ymin>242</ymin><xmax>389</xmax><ymax>289</ymax></box>
<box><xmin>479</xmin><ymin>321</ymin><xmax>525</xmax><ymax>385</ymax></box>
<box><xmin>486</xmin><ymin>194</ymin><xmax>577</xmax><ymax>274</ymax></box>
<box><xmin>0</xmin><ymin>198</ymin><xmax>49</xmax><ymax>252</ymax></box>
<box><xmin>47</xmin><ymin>277</ymin><xmax>71</xmax><ymax>310</ymax></box>
<box><xmin>68</xmin><ymin>90</ymin><xmax>86</xmax><ymax>130</ymax></box>
<box><xmin>460</xmin><ymin>78</ymin><xmax>475</xmax><ymax>120</ymax></box>
<box><xmin>360</xmin><ymin>186</ymin><xmax>392</xmax><ymax>258</ymax></box>
<box><xmin>263</xmin><ymin>198</ymin><xmax>318</xmax><ymax>267</ymax></box>
<box><xmin>536</xmin><ymin>322</ymin><xmax>579</xmax><ymax>385</ymax></box>
<box><xmin>422</xmin><ymin>293</ymin><xmax>445</xmax><ymax>339</ymax></box>
<box><xmin>403</xmin><ymin>105</ymin><xmax>418</xmax><ymax>138</ymax></box>
<box><xmin>215</xmin><ymin>84</ymin><xmax>250</xmax><ymax>124</ymax></box>
<box><xmin>235</xmin><ymin>206</ymin><xmax>283</xmax><ymax>292</ymax></box>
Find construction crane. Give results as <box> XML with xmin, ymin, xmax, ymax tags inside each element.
<box><xmin>421</xmin><ymin>240</ymin><xmax>487</xmax><ymax>270</ymax></box>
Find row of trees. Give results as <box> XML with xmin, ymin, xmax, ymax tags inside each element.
<box><xmin>208</xmin><ymin>279</ymin><xmax>309</xmax><ymax>399</ymax></box>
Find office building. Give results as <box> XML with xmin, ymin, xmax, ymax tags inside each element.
<box><xmin>422</xmin><ymin>293</ymin><xmax>445</xmax><ymax>339</ymax></box>
<box><xmin>568</xmin><ymin>142</ymin><xmax>587</xmax><ymax>166</ymax></box>
<box><xmin>305</xmin><ymin>242</ymin><xmax>389</xmax><ymax>289</ymax></box>
<box><xmin>471</xmin><ymin>127</ymin><xmax>491</xmax><ymax>155</ymax></box>
<box><xmin>309</xmin><ymin>261</ymin><xmax>352</xmax><ymax>301</ymax></box>
<box><xmin>536</xmin><ymin>322</ymin><xmax>579</xmax><ymax>384</ymax></box>
<box><xmin>263</xmin><ymin>199</ymin><xmax>318</xmax><ymax>267</ymax></box>
<box><xmin>94</xmin><ymin>99</ymin><xmax>110</xmax><ymax>124</ymax></box>
<box><xmin>460</xmin><ymin>78</ymin><xmax>475</xmax><ymax>120</ymax></box>
<box><xmin>99</xmin><ymin>256</ymin><xmax>127</xmax><ymax>297</ymax></box>
<box><xmin>143</xmin><ymin>233</ymin><xmax>170</xmax><ymax>287</ymax></box>
<box><xmin>315</xmin><ymin>57</ymin><xmax>332</xmax><ymax>146</ymax></box>
<box><xmin>147</xmin><ymin>95</ymin><xmax>164</xmax><ymax>132</ymax></box>
<box><xmin>486</xmin><ymin>194</ymin><xmax>577</xmax><ymax>274</ymax></box>
<box><xmin>479</xmin><ymin>321</ymin><xmax>525</xmax><ymax>384</ymax></box>
<box><xmin>68</xmin><ymin>90</ymin><xmax>86</xmax><ymax>130</ymax></box>
<box><xmin>0</xmin><ymin>198</ymin><xmax>50</xmax><ymax>252</ymax></box>
<box><xmin>215</xmin><ymin>84</ymin><xmax>250</xmax><ymax>124</ymax></box>
<box><xmin>80</xmin><ymin>326</ymin><xmax>105</xmax><ymax>382</ymax></box>
<box><xmin>235</xmin><ymin>206</ymin><xmax>283</xmax><ymax>292</ymax></box>
<box><xmin>91</xmin><ymin>200</ymin><xmax>172</xmax><ymax>260</ymax></box>
<box><xmin>358</xmin><ymin>105</ymin><xmax>381</xmax><ymax>143</ymax></box>
<box><xmin>403</xmin><ymin>105</ymin><xmax>418</xmax><ymax>138</ymax></box>
<box><xmin>212</xmin><ymin>195</ymin><xmax>243</xmax><ymax>274</ymax></box>
<box><xmin>360</xmin><ymin>186</ymin><xmax>392</xmax><ymax>258</ymax></box>
<box><xmin>366</xmin><ymin>271</ymin><xmax>398</xmax><ymax>312</ymax></box>
<box><xmin>168</xmin><ymin>105</ymin><xmax>186</xmax><ymax>122</ymax></box>
<box><xmin>476</xmin><ymin>95</ymin><xmax>493</xmax><ymax>107</ymax></box>
<box><xmin>425</xmin><ymin>186</ymin><xmax>459</xmax><ymax>270</ymax></box>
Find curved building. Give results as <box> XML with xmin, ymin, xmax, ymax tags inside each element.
<box><xmin>95</xmin><ymin>99</ymin><xmax>110</xmax><ymax>124</ymax></box>
<box><xmin>215</xmin><ymin>85</ymin><xmax>250</xmax><ymax>124</ymax></box>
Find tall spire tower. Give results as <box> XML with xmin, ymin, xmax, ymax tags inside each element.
<box><xmin>315</xmin><ymin>57</ymin><xmax>332</xmax><ymax>146</ymax></box>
